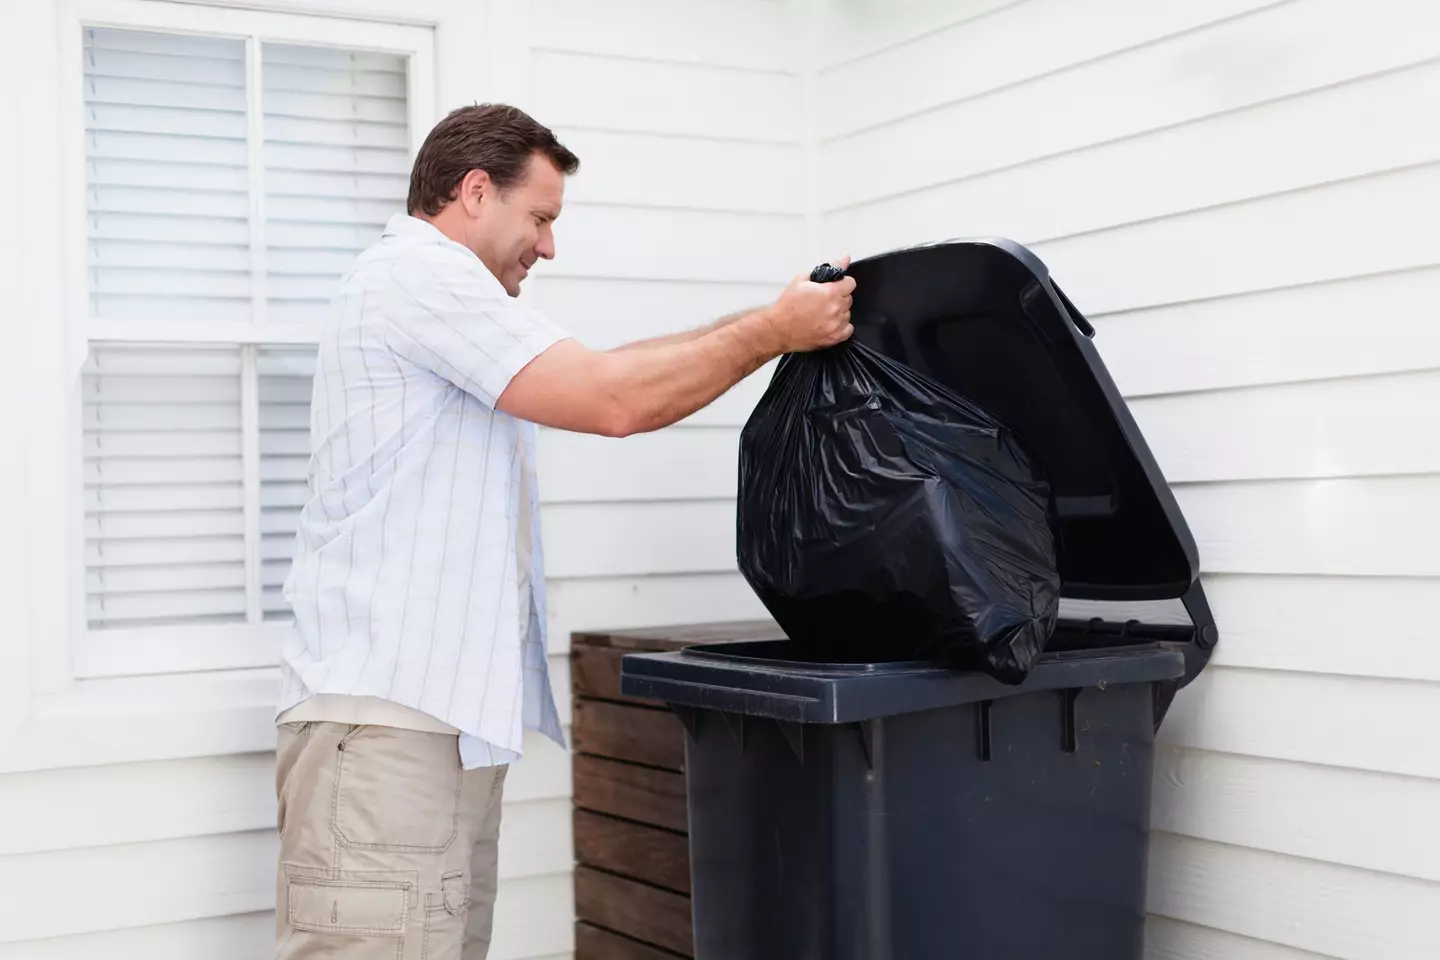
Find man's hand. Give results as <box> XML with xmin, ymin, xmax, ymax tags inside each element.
<box><xmin>762</xmin><ymin>257</ymin><xmax>856</xmax><ymax>354</ymax></box>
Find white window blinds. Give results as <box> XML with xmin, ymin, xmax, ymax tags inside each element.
<box><xmin>84</xmin><ymin>344</ymin><xmax>247</xmax><ymax>628</ymax></box>
<box><xmin>81</xmin><ymin>25</ymin><xmax>413</xmax><ymax>635</ymax></box>
<box><xmin>84</xmin><ymin>29</ymin><xmax>251</xmax><ymax>323</ymax></box>
<box><xmin>263</xmin><ymin>43</ymin><xmax>412</xmax><ymax>325</ymax></box>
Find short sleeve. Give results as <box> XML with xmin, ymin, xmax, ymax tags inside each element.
<box><xmin>381</xmin><ymin>246</ymin><xmax>568</xmax><ymax>407</ymax></box>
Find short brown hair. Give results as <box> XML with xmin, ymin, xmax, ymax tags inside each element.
<box><xmin>406</xmin><ymin>103</ymin><xmax>580</xmax><ymax>216</ymax></box>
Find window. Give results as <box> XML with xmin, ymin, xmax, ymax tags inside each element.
<box><xmin>74</xmin><ymin>11</ymin><xmax>433</xmax><ymax>676</ymax></box>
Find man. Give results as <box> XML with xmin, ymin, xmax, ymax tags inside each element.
<box><xmin>273</xmin><ymin>103</ymin><xmax>855</xmax><ymax>959</ymax></box>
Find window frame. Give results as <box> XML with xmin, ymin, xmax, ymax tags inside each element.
<box><xmin>60</xmin><ymin>0</ymin><xmax>437</xmax><ymax>682</ymax></box>
<box><xmin>0</xmin><ymin>0</ymin><xmax>502</xmax><ymax>774</ymax></box>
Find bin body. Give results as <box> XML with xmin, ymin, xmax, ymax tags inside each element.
<box><xmin>625</xmin><ymin>640</ymin><xmax>1184</xmax><ymax>960</ymax></box>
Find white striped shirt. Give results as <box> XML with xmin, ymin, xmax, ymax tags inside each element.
<box><xmin>277</xmin><ymin>213</ymin><xmax>567</xmax><ymax>768</ymax></box>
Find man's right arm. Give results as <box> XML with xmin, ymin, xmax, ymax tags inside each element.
<box><xmin>496</xmin><ymin>272</ymin><xmax>854</xmax><ymax>437</ymax></box>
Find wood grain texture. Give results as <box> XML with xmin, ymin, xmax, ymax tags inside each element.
<box><xmin>573</xmin><ymin>754</ymin><xmax>688</xmax><ymax>833</ymax></box>
<box><xmin>574</xmin><ymin>867</ymin><xmax>693</xmax><ymax>957</ymax></box>
<box><xmin>571</xmin><ymin>644</ymin><xmax>657</xmax><ymax>705</ymax></box>
<box><xmin>573</xmin><ymin>700</ymin><xmax>686</xmax><ymax>772</ymax></box>
<box><xmin>574</xmin><ymin>810</ymin><xmax>690</xmax><ymax>894</ymax></box>
<box><xmin>575</xmin><ymin>921</ymin><xmax>688</xmax><ymax>960</ymax></box>
<box><xmin>572</xmin><ymin>619</ymin><xmax>783</xmax><ymax>652</ymax></box>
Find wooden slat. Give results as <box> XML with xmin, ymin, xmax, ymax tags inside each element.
<box><xmin>576</xmin><ymin>921</ymin><xmax>688</xmax><ymax>960</ymax></box>
<box><xmin>572</xmin><ymin>645</ymin><xmax>658</xmax><ymax>705</ymax></box>
<box><xmin>574</xmin><ymin>810</ymin><xmax>690</xmax><ymax>894</ymax></box>
<box><xmin>573</xmin><ymin>755</ymin><xmax>688</xmax><ymax>833</ymax></box>
<box><xmin>575</xmin><ymin>867</ymin><xmax>693</xmax><ymax>957</ymax></box>
<box><xmin>573</xmin><ymin>700</ymin><xmax>686</xmax><ymax>772</ymax></box>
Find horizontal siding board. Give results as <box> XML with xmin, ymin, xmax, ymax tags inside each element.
<box><xmin>530</xmin><ymin>277</ymin><xmax>783</xmax><ymax>350</ymax></box>
<box><xmin>487</xmin><ymin>873</ymin><xmax>577</xmax><ymax>960</ymax></box>
<box><xmin>1090</xmin><ymin>268</ymin><xmax>1440</xmax><ymax>397</ymax></box>
<box><xmin>1033</xmin><ymin>164</ymin><xmax>1440</xmax><ymax>315</ymax></box>
<box><xmin>816</xmin><ymin>0</ymin><xmax>1018</xmax><ymax>71</ymax></box>
<box><xmin>822</xmin><ymin>0</ymin><xmax>1440</xmax><ymax>209</ymax></box>
<box><xmin>545</xmin><ymin>573</ymin><xmax>769</xmax><ymax>656</ymax></box>
<box><xmin>828</xmin><ymin>59</ymin><xmax>1440</xmax><ymax>255</ymax></box>
<box><xmin>1175</xmin><ymin>475</ymin><xmax>1440</xmax><ymax>578</ymax></box>
<box><xmin>545</xmin><ymin>205</ymin><xmax>803</xmax><ymax>284</ymax></box>
<box><xmin>819</xmin><ymin>0</ymin><xmax>1277</xmax><ymax>140</ymax></box>
<box><xmin>0</xmin><ymin>907</ymin><xmax>574</xmax><ymax>960</ymax></box>
<box><xmin>1153</xmin><ymin>747</ymin><xmax>1440</xmax><ymax>882</ymax></box>
<box><xmin>1148</xmin><ymin>833</ymin><xmax>1440</xmax><ymax>960</ymax></box>
<box><xmin>531</xmin><ymin>51</ymin><xmax>803</xmax><ymax>144</ymax></box>
<box><xmin>537</xmin><ymin>427</ymin><xmax>739</xmax><ymax>504</ymax></box>
<box><xmin>0</xmin><ymin>912</ymin><xmax>273</xmax><ymax>960</ymax></box>
<box><xmin>0</xmin><ymin>753</ymin><xmax>272</xmax><ymax>856</ymax></box>
<box><xmin>532</xmin><ymin>0</ymin><xmax>790</xmax><ymax>71</ymax></box>
<box><xmin>1132</xmin><ymin>370</ymin><xmax>1440</xmax><ymax>483</ymax></box>
<box><xmin>556</xmin><ymin>128</ymin><xmax>804</xmax><ymax>214</ymax></box>
<box><xmin>539</xmin><ymin>477</ymin><xmax>1440</xmax><ymax>579</ymax></box>
<box><xmin>540</xmin><ymin>501</ymin><xmax>735</xmax><ymax>579</ymax></box>
<box><xmin>0</xmin><ymin>800</ymin><xmax>572</xmax><ymax>944</ymax></box>
<box><xmin>537</xmin><ymin>371</ymin><xmax>1439</xmax><ymax>505</ymax></box>
<box><xmin>1144</xmin><ymin>916</ymin><xmax>1340</xmax><ymax>960</ymax></box>
<box><xmin>1203</xmin><ymin>575</ymin><xmax>1440</xmax><ymax>683</ymax></box>
<box><xmin>1161</xmin><ymin>667</ymin><xmax>1440</xmax><ymax>780</ymax></box>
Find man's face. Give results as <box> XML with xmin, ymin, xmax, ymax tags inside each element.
<box><xmin>466</xmin><ymin>152</ymin><xmax>564</xmax><ymax>297</ymax></box>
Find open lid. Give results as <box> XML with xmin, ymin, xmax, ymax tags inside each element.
<box><xmin>846</xmin><ymin>238</ymin><xmax>1194</xmax><ymax>601</ymax></box>
<box><xmin>840</xmin><ymin>239</ymin><xmax>1217</xmax><ymax>715</ymax></box>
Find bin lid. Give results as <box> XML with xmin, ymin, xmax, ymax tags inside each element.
<box><xmin>843</xmin><ymin>238</ymin><xmax>1198</xmax><ymax>603</ymax></box>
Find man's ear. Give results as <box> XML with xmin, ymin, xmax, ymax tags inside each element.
<box><xmin>457</xmin><ymin>168</ymin><xmax>491</xmax><ymax>216</ymax></box>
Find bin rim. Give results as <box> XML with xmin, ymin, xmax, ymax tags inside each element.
<box><xmin>620</xmin><ymin>638</ymin><xmax>1186</xmax><ymax>726</ymax></box>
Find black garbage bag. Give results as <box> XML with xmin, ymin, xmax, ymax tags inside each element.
<box><xmin>736</xmin><ymin>301</ymin><xmax>1062</xmax><ymax>684</ymax></box>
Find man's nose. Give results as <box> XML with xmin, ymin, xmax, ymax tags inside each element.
<box><xmin>535</xmin><ymin>228</ymin><xmax>555</xmax><ymax>261</ymax></box>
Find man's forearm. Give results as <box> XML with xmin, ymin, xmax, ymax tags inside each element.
<box><xmin>596</xmin><ymin>309</ymin><xmax>781</xmax><ymax>434</ymax></box>
<box><xmin>609</xmin><ymin>307</ymin><xmax>757</xmax><ymax>352</ymax></box>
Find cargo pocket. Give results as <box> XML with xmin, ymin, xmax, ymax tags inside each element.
<box><xmin>421</xmin><ymin>872</ymin><xmax>469</xmax><ymax>960</ymax></box>
<box><xmin>332</xmin><ymin>726</ymin><xmax>462</xmax><ymax>852</ymax></box>
<box><xmin>284</xmin><ymin>877</ymin><xmax>409</xmax><ymax>960</ymax></box>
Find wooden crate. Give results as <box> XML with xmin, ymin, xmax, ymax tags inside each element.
<box><xmin>570</xmin><ymin>620</ymin><xmax>785</xmax><ymax>960</ymax></box>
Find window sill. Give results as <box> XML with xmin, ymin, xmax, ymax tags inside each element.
<box><xmin>0</xmin><ymin>667</ymin><xmax>279</xmax><ymax>774</ymax></box>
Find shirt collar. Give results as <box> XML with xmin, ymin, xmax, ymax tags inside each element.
<box><xmin>382</xmin><ymin>212</ymin><xmax>449</xmax><ymax>242</ymax></box>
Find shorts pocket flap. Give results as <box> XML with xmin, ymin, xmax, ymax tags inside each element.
<box><xmin>289</xmin><ymin>878</ymin><xmax>408</xmax><ymax>936</ymax></box>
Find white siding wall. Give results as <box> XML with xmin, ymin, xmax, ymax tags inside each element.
<box><xmin>817</xmin><ymin>1</ymin><xmax>1440</xmax><ymax>958</ymax></box>
<box><xmin>0</xmin><ymin>1</ymin><xmax>802</xmax><ymax>958</ymax></box>
<box><xmin>4</xmin><ymin>1</ymin><xmax>1438</xmax><ymax>958</ymax></box>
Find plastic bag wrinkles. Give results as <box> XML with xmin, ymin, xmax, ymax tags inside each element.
<box><xmin>736</xmin><ymin>334</ymin><xmax>1061</xmax><ymax>684</ymax></box>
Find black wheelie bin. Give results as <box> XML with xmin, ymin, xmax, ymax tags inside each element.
<box><xmin>619</xmin><ymin>238</ymin><xmax>1218</xmax><ymax>960</ymax></box>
